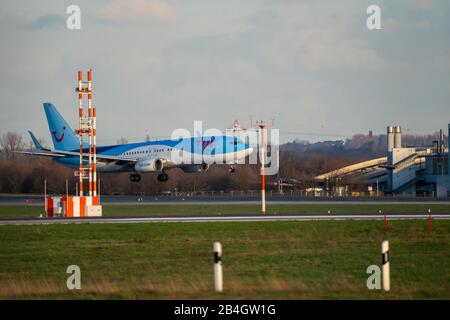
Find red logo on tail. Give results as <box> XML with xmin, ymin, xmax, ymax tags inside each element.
<box><xmin>52</xmin><ymin>126</ymin><xmax>65</xmax><ymax>142</ymax></box>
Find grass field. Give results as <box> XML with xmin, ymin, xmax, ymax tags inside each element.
<box><xmin>0</xmin><ymin>219</ymin><xmax>449</xmax><ymax>299</ymax></box>
<box><xmin>1</xmin><ymin>203</ymin><xmax>450</xmax><ymax>218</ymax></box>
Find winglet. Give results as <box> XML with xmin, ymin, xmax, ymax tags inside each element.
<box><xmin>28</xmin><ymin>131</ymin><xmax>43</xmax><ymax>151</ymax></box>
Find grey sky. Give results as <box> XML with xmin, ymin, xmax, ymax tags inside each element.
<box><xmin>0</xmin><ymin>0</ymin><xmax>449</xmax><ymax>145</ymax></box>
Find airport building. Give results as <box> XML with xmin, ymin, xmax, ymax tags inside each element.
<box><xmin>315</xmin><ymin>124</ymin><xmax>450</xmax><ymax>197</ymax></box>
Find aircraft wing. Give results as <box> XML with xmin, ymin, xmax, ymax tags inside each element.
<box><xmin>15</xmin><ymin>150</ymin><xmax>66</xmax><ymax>158</ymax></box>
<box><xmin>18</xmin><ymin>131</ymin><xmax>138</xmax><ymax>163</ymax></box>
<box><xmin>15</xmin><ymin>149</ymin><xmax>138</xmax><ymax>163</ymax></box>
<box><xmin>49</xmin><ymin>149</ymin><xmax>138</xmax><ymax>162</ymax></box>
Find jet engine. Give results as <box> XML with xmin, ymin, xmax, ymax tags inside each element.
<box><xmin>134</xmin><ymin>158</ymin><xmax>163</xmax><ymax>173</ymax></box>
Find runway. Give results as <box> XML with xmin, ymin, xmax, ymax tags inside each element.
<box><xmin>1</xmin><ymin>213</ymin><xmax>449</xmax><ymax>225</ymax></box>
<box><xmin>1</xmin><ymin>195</ymin><xmax>450</xmax><ymax>206</ymax></box>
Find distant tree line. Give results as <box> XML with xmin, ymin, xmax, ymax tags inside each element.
<box><xmin>0</xmin><ymin>130</ymin><xmax>446</xmax><ymax>195</ymax></box>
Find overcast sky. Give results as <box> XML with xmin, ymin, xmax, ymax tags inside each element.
<box><xmin>0</xmin><ymin>0</ymin><xmax>449</xmax><ymax>145</ymax></box>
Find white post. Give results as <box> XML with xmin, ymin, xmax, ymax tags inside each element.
<box><xmin>214</xmin><ymin>242</ymin><xmax>223</xmax><ymax>292</ymax></box>
<box><xmin>382</xmin><ymin>240</ymin><xmax>390</xmax><ymax>291</ymax></box>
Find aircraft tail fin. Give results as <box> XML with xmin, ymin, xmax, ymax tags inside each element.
<box><xmin>43</xmin><ymin>102</ymin><xmax>79</xmax><ymax>151</ymax></box>
<box><xmin>28</xmin><ymin>131</ymin><xmax>43</xmax><ymax>150</ymax></box>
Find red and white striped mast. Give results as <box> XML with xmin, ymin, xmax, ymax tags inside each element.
<box><xmin>256</xmin><ymin>120</ymin><xmax>269</xmax><ymax>215</ymax></box>
<box><xmin>76</xmin><ymin>69</ymin><xmax>97</xmax><ymax>198</ymax></box>
<box><xmin>89</xmin><ymin>70</ymin><xmax>97</xmax><ymax>197</ymax></box>
<box><xmin>77</xmin><ymin>71</ymin><xmax>84</xmax><ymax>197</ymax></box>
<box><xmin>87</xmin><ymin>70</ymin><xmax>93</xmax><ymax>197</ymax></box>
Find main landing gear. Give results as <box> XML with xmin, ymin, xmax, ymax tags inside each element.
<box><xmin>228</xmin><ymin>165</ymin><xmax>235</xmax><ymax>173</ymax></box>
<box><xmin>130</xmin><ymin>172</ymin><xmax>169</xmax><ymax>182</ymax></box>
<box><xmin>157</xmin><ymin>172</ymin><xmax>169</xmax><ymax>182</ymax></box>
<box><xmin>130</xmin><ymin>174</ymin><xmax>141</xmax><ymax>182</ymax></box>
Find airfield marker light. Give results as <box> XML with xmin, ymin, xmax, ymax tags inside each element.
<box><xmin>382</xmin><ymin>240</ymin><xmax>390</xmax><ymax>291</ymax></box>
<box><xmin>213</xmin><ymin>242</ymin><xmax>223</xmax><ymax>293</ymax></box>
<box><xmin>428</xmin><ymin>209</ymin><xmax>432</xmax><ymax>232</ymax></box>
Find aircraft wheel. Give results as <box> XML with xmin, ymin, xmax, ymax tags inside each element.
<box><xmin>130</xmin><ymin>174</ymin><xmax>141</xmax><ymax>182</ymax></box>
<box><xmin>157</xmin><ymin>173</ymin><xmax>168</xmax><ymax>182</ymax></box>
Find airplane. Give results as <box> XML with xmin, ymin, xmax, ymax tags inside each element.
<box><xmin>19</xmin><ymin>103</ymin><xmax>254</xmax><ymax>182</ymax></box>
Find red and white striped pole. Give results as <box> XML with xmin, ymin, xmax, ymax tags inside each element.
<box><xmin>78</xmin><ymin>71</ymin><xmax>84</xmax><ymax>197</ymax></box>
<box><xmin>259</xmin><ymin>124</ymin><xmax>266</xmax><ymax>215</ymax></box>
<box><xmin>90</xmin><ymin>69</ymin><xmax>97</xmax><ymax>198</ymax></box>
<box><xmin>380</xmin><ymin>210</ymin><xmax>387</xmax><ymax>230</ymax></box>
<box><xmin>428</xmin><ymin>209</ymin><xmax>432</xmax><ymax>232</ymax></box>
<box><xmin>87</xmin><ymin>69</ymin><xmax>93</xmax><ymax>197</ymax></box>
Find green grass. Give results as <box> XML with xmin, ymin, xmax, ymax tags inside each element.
<box><xmin>0</xmin><ymin>220</ymin><xmax>449</xmax><ymax>299</ymax></box>
<box><xmin>1</xmin><ymin>203</ymin><xmax>450</xmax><ymax>218</ymax></box>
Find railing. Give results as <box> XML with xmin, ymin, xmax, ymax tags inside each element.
<box><xmin>152</xmin><ymin>189</ymin><xmax>446</xmax><ymax>199</ymax></box>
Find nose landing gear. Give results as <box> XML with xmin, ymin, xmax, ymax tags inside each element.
<box><xmin>228</xmin><ymin>165</ymin><xmax>235</xmax><ymax>173</ymax></box>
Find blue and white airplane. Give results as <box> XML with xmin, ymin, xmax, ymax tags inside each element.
<box><xmin>20</xmin><ymin>103</ymin><xmax>253</xmax><ymax>182</ymax></box>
